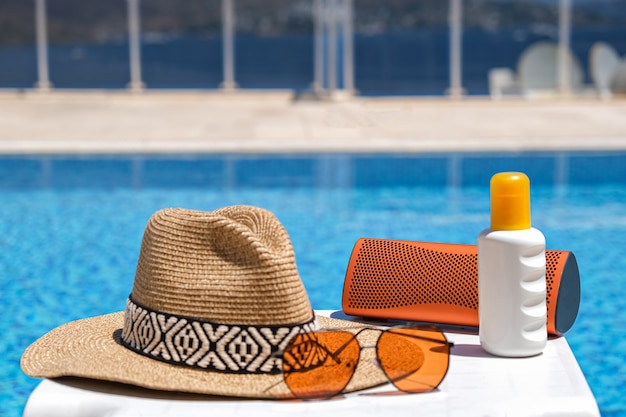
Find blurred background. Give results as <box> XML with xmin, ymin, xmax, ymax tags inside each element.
<box><xmin>2</xmin><ymin>3</ymin><xmax>626</xmax><ymax>417</ymax></box>
<box><xmin>1</xmin><ymin>0</ymin><xmax>625</xmax><ymax>97</ymax></box>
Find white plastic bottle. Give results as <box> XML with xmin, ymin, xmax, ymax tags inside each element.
<box><xmin>478</xmin><ymin>172</ymin><xmax>547</xmax><ymax>357</ymax></box>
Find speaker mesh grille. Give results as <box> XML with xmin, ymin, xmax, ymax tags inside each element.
<box><xmin>348</xmin><ymin>239</ymin><xmax>479</xmax><ymax>310</ymax></box>
<box><xmin>347</xmin><ymin>239</ymin><xmax>560</xmax><ymax>313</ymax></box>
<box><xmin>545</xmin><ymin>250</ymin><xmax>559</xmax><ymax>315</ymax></box>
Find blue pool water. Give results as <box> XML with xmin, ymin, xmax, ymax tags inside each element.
<box><xmin>1</xmin><ymin>152</ymin><xmax>626</xmax><ymax>416</ymax></box>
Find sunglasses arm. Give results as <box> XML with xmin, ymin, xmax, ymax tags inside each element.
<box><xmin>356</xmin><ymin>327</ymin><xmax>455</xmax><ymax>350</ymax></box>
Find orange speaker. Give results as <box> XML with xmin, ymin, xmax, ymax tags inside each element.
<box><xmin>342</xmin><ymin>238</ymin><xmax>580</xmax><ymax>336</ymax></box>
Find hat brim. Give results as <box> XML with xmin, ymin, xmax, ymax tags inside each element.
<box><xmin>21</xmin><ymin>312</ymin><xmax>387</xmax><ymax>398</ymax></box>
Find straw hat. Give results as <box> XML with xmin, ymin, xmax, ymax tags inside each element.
<box><xmin>22</xmin><ymin>206</ymin><xmax>385</xmax><ymax>398</ymax></box>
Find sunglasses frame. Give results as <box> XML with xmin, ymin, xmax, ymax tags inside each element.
<box><xmin>277</xmin><ymin>324</ymin><xmax>452</xmax><ymax>399</ymax></box>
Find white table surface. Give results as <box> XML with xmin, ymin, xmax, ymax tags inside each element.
<box><xmin>23</xmin><ymin>310</ymin><xmax>600</xmax><ymax>417</ymax></box>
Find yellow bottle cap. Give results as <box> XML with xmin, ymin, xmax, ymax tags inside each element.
<box><xmin>490</xmin><ymin>172</ymin><xmax>531</xmax><ymax>231</ymax></box>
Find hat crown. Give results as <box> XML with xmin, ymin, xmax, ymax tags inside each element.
<box><xmin>131</xmin><ymin>206</ymin><xmax>313</xmax><ymax>326</ymax></box>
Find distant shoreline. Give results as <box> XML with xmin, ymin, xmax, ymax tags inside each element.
<box><xmin>1</xmin><ymin>0</ymin><xmax>625</xmax><ymax>46</ymax></box>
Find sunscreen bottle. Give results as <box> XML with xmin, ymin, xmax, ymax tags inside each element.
<box><xmin>478</xmin><ymin>172</ymin><xmax>547</xmax><ymax>357</ymax></box>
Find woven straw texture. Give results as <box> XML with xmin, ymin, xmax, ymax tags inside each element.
<box><xmin>132</xmin><ymin>206</ymin><xmax>312</xmax><ymax>325</ymax></box>
<box><xmin>21</xmin><ymin>206</ymin><xmax>386</xmax><ymax>398</ymax></box>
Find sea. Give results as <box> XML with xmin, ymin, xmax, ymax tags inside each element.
<box><xmin>1</xmin><ymin>27</ymin><xmax>625</xmax><ymax>95</ymax></box>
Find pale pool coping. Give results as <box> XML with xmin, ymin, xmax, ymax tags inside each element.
<box><xmin>0</xmin><ymin>89</ymin><xmax>625</xmax><ymax>154</ymax></box>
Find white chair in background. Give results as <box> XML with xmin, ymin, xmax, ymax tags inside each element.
<box><xmin>517</xmin><ymin>41</ymin><xmax>583</xmax><ymax>97</ymax></box>
<box><xmin>488</xmin><ymin>67</ymin><xmax>519</xmax><ymax>98</ymax></box>
<box><xmin>488</xmin><ymin>41</ymin><xmax>583</xmax><ymax>98</ymax></box>
<box><xmin>589</xmin><ymin>41</ymin><xmax>621</xmax><ymax>99</ymax></box>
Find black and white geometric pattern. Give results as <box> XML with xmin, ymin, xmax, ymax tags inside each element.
<box><xmin>120</xmin><ymin>297</ymin><xmax>318</xmax><ymax>374</ymax></box>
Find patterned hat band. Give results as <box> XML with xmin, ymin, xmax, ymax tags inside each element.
<box><xmin>120</xmin><ymin>296</ymin><xmax>319</xmax><ymax>375</ymax></box>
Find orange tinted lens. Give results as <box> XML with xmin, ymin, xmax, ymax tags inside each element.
<box><xmin>377</xmin><ymin>327</ymin><xmax>449</xmax><ymax>393</ymax></box>
<box><xmin>282</xmin><ymin>331</ymin><xmax>360</xmax><ymax>399</ymax></box>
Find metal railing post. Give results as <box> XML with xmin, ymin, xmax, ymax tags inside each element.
<box><xmin>312</xmin><ymin>0</ymin><xmax>325</xmax><ymax>94</ymax></box>
<box><xmin>34</xmin><ymin>0</ymin><xmax>52</xmax><ymax>91</ymax></box>
<box><xmin>342</xmin><ymin>0</ymin><xmax>354</xmax><ymax>95</ymax></box>
<box><xmin>326</xmin><ymin>0</ymin><xmax>337</xmax><ymax>95</ymax></box>
<box><xmin>127</xmin><ymin>0</ymin><xmax>145</xmax><ymax>92</ymax></box>
<box><xmin>557</xmin><ymin>0</ymin><xmax>572</xmax><ymax>96</ymax></box>
<box><xmin>448</xmin><ymin>0</ymin><xmax>464</xmax><ymax>98</ymax></box>
<box><xmin>221</xmin><ymin>0</ymin><xmax>237</xmax><ymax>91</ymax></box>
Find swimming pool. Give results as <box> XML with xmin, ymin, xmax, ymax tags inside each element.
<box><xmin>2</xmin><ymin>152</ymin><xmax>625</xmax><ymax>416</ymax></box>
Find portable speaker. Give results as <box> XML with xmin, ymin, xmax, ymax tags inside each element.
<box><xmin>342</xmin><ymin>238</ymin><xmax>580</xmax><ymax>336</ymax></box>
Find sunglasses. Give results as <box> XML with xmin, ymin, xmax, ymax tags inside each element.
<box><xmin>279</xmin><ymin>325</ymin><xmax>451</xmax><ymax>399</ymax></box>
